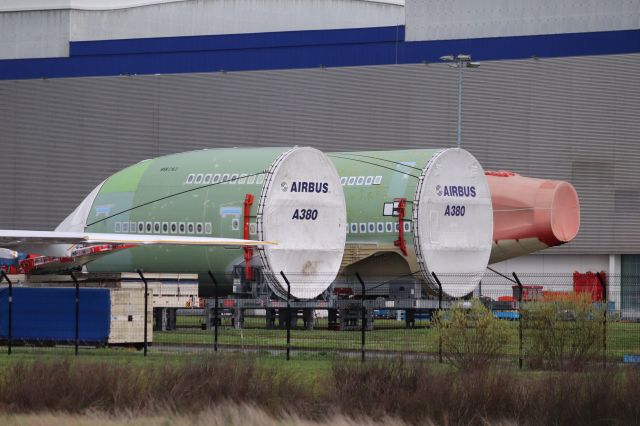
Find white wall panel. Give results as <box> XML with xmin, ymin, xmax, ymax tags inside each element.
<box><xmin>0</xmin><ymin>10</ymin><xmax>69</xmax><ymax>59</ymax></box>
<box><xmin>406</xmin><ymin>0</ymin><xmax>640</xmax><ymax>41</ymax></box>
<box><xmin>491</xmin><ymin>254</ymin><xmax>609</xmax><ymax>275</ymax></box>
<box><xmin>0</xmin><ymin>0</ymin><xmax>404</xmax><ymax>59</ymax></box>
<box><xmin>0</xmin><ymin>1</ymin><xmax>186</xmax><ymax>12</ymax></box>
<box><xmin>69</xmin><ymin>0</ymin><xmax>404</xmax><ymax>41</ymax></box>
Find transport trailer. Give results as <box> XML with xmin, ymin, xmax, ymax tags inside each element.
<box><xmin>212</xmin><ymin>265</ymin><xmax>450</xmax><ymax>330</ymax></box>
<box><xmin>205</xmin><ymin>296</ymin><xmax>449</xmax><ymax>331</ymax></box>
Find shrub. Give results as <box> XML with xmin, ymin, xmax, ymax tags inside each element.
<box><xmin>433</xmin><ymin>299</ymin><xmax>511</xmax><ymax>370</ymax></box>
<box><xmin>522</xmin><ymin>293</ymin><xmax>605</xmax><ymax>370</ymax></box>
<box><xmin>331</xmin><ymin>360</ymin><xmax>640</xmax><ymax>426</ymax></box>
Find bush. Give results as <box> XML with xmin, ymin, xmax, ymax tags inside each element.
<box><xmin>434</xmin><ymin>299</ymin><xmax>511</xmax><ymax>370</ymax></box>
<box><xmin>522</xmin><ymin>293</ymin><xmax>605</xmax><ymax>370</ymax></box>
<box><xmin>331</xmin><ymin>360</ymin><xmax>640</xmax><ymax>425</ymax></box>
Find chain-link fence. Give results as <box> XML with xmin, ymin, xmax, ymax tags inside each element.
<box><xmin>0</xmin><ymin>269</ymin><xmax>639</xmax><ymax>368</ymax></box>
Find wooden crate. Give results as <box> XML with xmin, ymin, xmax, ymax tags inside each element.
<box><xmin>108</xmin><ymin>288</ymin><xmax>153</xmax><ymax>344</ymax></box>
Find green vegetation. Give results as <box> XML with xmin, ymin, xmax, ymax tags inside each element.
<box><xmin>434</xmin><ymin>300</ymin><xmax>511</xmax><ymax>370</ymax></box>
<box><xmin>522</xmin><ymin>295</ymin><xmax>605</xmax><ymax>369</ymax></box>
<box><xmin>156</xmin><ymin>313</ymin><xmax>640</xmax><ymax>360</ymax></box>
<box><xmin>0</xmin><ymin>307</ymin><xmax>637</xmax><ymax>368</ymax></box>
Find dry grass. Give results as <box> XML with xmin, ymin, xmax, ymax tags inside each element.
<box><xmin>331</xmin><ymin>360</ymin><xmax>640</xmax><ymax>425</ymax></box>
<box><xmin>0</xmin><ymin>405</ymin><xmax>420</xmax><ymax>426</ymax></box>
<box><xmin>0</xmin><ymin>356</ymin><xmax>315</xmax><ymax>417</ymax></box>
<box><xmin>0</xmin><ymin>356</ymin><xmax>637</xmax><ymax>425</ymax></box>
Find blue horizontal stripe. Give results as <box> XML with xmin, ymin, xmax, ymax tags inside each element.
<box><xmin>401</xmin><ymin>29</ymin><xmax>640</xmax><ymax>63</ymax></box>
<box><xmin>0</xmin><ymin>42</ymin><xmax>399</xmax><ymax>79</ymax></box>
<box><xmin>0</xmin><ymin>27</ymin><xmax>638</xmax><ymax>80</ymax></box>
<box><xmin>70</xmin><ymin>26</ymin><xmax>405</xmax><ymax>56</ymax></box>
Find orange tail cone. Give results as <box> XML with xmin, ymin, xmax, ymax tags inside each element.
<box><xmin>486</xmin><ymin>171</ymin><xmax>580</xmax><ymax>264</ymax></box>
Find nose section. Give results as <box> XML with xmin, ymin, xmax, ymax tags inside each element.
<box><xmin>487</xmin><ymin>171</ymin><xmax>580</xmax><ymax>247</ymax></box>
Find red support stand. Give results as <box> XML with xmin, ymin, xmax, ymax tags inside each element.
<box><xmin>243</xmin><ymin>193</ymin><xmax>255</xmax><ymax>281</ymax></box>
<box><xmin>393</xmin><ymin>198</ymin><xmax>408</xmax><ymax>256</ymax></box>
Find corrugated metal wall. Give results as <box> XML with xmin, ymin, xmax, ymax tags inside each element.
<box><xmin>1</xmin><ymin>53</ymin><xmax>639</xmax><ymax>253</ymax></box>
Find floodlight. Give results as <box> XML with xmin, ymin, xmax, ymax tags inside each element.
<box><xmin>439</xmin><ymin>54</ymin><xmax>480</xmax><ymax>149</ymax></box>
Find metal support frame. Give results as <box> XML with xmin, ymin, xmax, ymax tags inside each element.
<box><xmin>512</xmin><ymin>272</ymin><xmax>524</xmax><ymax>369</ymax></box>
<box><xmin>393</xmin><ymin>198</ymin><xmax>408</xmax><ymax>256</ymax></box>
<box><xmin>280</xmin><ymin>271</ymin><xmax>291</xmax><ymax>360</ymax></box>
<box><xmin>243</xmin><ymin>193</ymin><xmax>255</xmax><ymax>281</ymax></box>
<box><xmin>208</xmin><ymin>271</ymin><xmax>219</xmax><ymax>352</ymax></box>
<box><xmin>70</xmin><ymin>271</ymin><xmax>80</xmax><ymax>356</ymax></box>
<box><xmin>0</xmin><ymin>271</ymin><xmax>12</xmax><ymax>355</ymax></box>
<box><xmin>136</xmin><ymin>269</ymin><xmax>149</xmax><ymax>357</ymax></box>
<box><xmin>355</xmin><ymin>272</ymin><xmax>366</xmax><ymax>362</ymax></box>
<box><xmin>596</xmin><ymin>272</ymin><xmax>607</xmax><ymax>368</ymax></box>
<box><xmin>431</xmin><ymin>272</ymin><xmax>443</xmax><ymax>363</ymax></box>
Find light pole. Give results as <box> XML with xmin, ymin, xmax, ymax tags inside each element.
<box><xmin>440</xmin><ymin>54</ymin><xmax>480</xmax><ymax>149</ymax></box>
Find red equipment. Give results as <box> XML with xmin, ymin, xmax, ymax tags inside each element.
<box><xmin>573</xmin><ymin>271</ymin><xmax>605</xmax><ymax>302</ymax></box>
<box><xmin>393</xmin><ymin>198</ymin><xmax>408</xmax><ymax>256</ymax></box>
<box><xmin>243</xmin><ymin>193</ymin><xmax>255</xmax><ymax>281</ymax></box>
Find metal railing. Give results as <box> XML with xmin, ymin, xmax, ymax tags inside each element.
<box><xmin>0</xmin><ymin>270</ymin><xmax>639</xmax><ymax>369</ymax></box>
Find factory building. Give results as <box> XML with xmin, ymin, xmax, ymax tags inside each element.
<box><xmin>0</xmin><ymin>0</ymin><xmax>639</xmax><ymax>310</ymax></box>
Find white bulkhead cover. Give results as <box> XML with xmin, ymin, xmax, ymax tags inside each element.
<box><xmin>413</xmin><ymin>148</ymin><xmax>493</xmax><ymax>297</ymax></box>
<box><xmin>258</xmin><ymin>147</ymin><xmax>347</xmax><ymax>299</ymax></box>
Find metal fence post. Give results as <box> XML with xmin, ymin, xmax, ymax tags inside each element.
<box><xmin>512</xmin><ymin>272</ymin><xmax>524</xmax><ymax>369</ymax></box>
<box><xmin>355</xmin><ymin>272</ymin><xmax>366</xmax><ymax>362</ymax></box>
<box><xmin>596</xmin><ymin>272</ymin><xmax>607</xmax><ymax>368</ymax></box>
<box><xmin>279</xmin><ymin>271</ymin><xmax>291</xmax><ymax>360</ymax></box>
<box><xmin>1</xmin><ymin>271</ymin><xmax>12</xmax><ymax>355</ymax></box>
<box><xmin>70</xmin><ymin>271</ymin><xmax>80</xmax><ymax>356</ymax></box>
<box><xmin>431</xmin><ymin>272</ymin><xmax>443</xmax><ymax>363</ymax></box>
<box><xmin>208</xmin><ymin>271</ymin><xmax>219</xmax><ymax>352</ymax></box>
<box><xmin>136</xmin><ymin>269</ymin><xmax>148</xmax><ymax>357</ymax></box>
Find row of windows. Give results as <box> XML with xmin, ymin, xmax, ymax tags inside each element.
<box><xmin>185</xmin><ymin>173</ymin><xmax>264</xmax><ymax>185</ymax></box>
<box><xmin>113</xmin><ymin>221</ymin><xmax>260</xmax><ymax>235</ymax></box>
<box><xmin>347</xmin><ymin>221</ymin><xmax>411</xmax><ymax>234</ymax></box>
<box><xmin>185</xmin><ymin>173</ymin><xmax>383</xmax><ymax>187</ymax></box>
<box><xmin>113</xmin><ymin>220</ymin><xmax>407</xmax><ymax>235</ymax></box>
<box><xmin>114</xmin><ymin>221</ymin><xmax>213</xmax><ymax>235</ymax></box>
<box><xmin>340</xmin><ymin>176</ymin><xmax>383</xmax><ymax>186</ymax></box>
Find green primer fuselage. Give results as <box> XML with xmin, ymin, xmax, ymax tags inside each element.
<box><xmin>329</xmin><ymin>149</ymin><xmax>440</xmax><ymax>275</ymax></box>
<box><xmin>86</xmin><ymin>147</ymin><xmax>289</xmax><ymax>294</ymax></box>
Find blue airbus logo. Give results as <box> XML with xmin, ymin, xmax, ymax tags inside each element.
<box><xmin>436</xmin><ymin>185</ymin><xmax>476</xmax><ymax>198</ymax></box>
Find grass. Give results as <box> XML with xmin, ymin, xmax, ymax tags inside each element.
<box><xmin>330</xmin><ymin>360</ymin><xmax>640</xmax><ymax>425</ymax></box>
<box><xmin>0</xmin><ymin>356</ymin><xmax>637</xmax><ymax>425</ymax></box>
<box><xmin>157</xmin><ymin>315</ymin><xmax>640</xmax><ymax>359</ymax></box>
<box><xmin>0</xmin><ymin>349</ymin><xmax>334</xmax><ymax>392</ymax></box>
<box><xmin>0</xmin><ymin>407</ymin><xmax>415</xmax><ymax>425</ymax></box>
<box><xmin>0</xmin><ymin>315</ymin><xmax>637</xmax><ymax>367</ymax></box>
